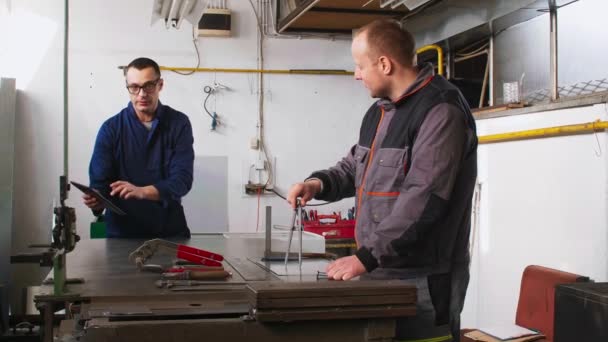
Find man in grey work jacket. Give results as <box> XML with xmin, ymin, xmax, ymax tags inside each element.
<box><xmin>287</xmin><ymin>20</ymin><xmax>477</xmax><ymax>341</ymax></box>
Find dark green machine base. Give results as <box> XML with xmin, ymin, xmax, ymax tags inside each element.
<box><xmin>90</xmin><ymin>221</ymin><xmax>106</xmax><ymax>239</ymax></box>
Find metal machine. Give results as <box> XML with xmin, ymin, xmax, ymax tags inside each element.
<box><xmin>25</xmin><ymin>204</ymin><xmax>416</xmax><ymax>342</ymax></box>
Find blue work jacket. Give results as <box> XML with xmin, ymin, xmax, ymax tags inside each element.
<box><xmin>89</xmin><ymin>101</ymin><xmax>194</xmax><ymax>238</ymax></box>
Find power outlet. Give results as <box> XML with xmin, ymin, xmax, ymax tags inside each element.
<box><xmin>244</xmin><ymin>183</ymin><xmax>265</xmax><ymax>195</ymax></box>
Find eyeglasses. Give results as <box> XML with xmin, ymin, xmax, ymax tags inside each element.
<box><xmin>126</xmin><ymin>78</ymin><xmax>161</xmax><ymax>95</ymax></box>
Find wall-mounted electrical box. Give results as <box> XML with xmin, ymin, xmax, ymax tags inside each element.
<box><xmin>198</xmin><ymin>8</ymin><xmax>231</xmax><ymax>37</ymax></box>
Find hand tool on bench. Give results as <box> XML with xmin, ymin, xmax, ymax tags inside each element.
<box><xmin>129</xmin><ymin>239</ymin><xmax>224</xmax><ymax>269</ymax></box>
<box><xmin>140</xmin><ymin>264</ymin><xmax>225</xmax><ymax>273</ymax></box>
<box><xmin>161</xmin><ymin>269</ymin><xmax>232</xmax><ymax>281</ymax></box>
<box><xmin>284</xmin><ymin>199</ymin><xmax>304</xmax><ymax>268</ymax></box>
<box><xmin>155</xmin><ymin>279</ymin><xmax>245</xmax><ymax>289</ymax></box>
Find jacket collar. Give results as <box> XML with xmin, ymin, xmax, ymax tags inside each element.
<box><xmin>377</xmin><ymin>62</ymin><xmax>435</xmax><ymax>110</ymax></box>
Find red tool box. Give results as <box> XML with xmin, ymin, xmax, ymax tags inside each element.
<box><xmin>303</xmin><ymin>212</ymin><xmax>355</xmax><ymax>239</ymax></box>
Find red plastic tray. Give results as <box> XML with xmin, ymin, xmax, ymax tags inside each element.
<box><xmin>303</xmin><ymin>214</ymin><xmax>355</xmax><ymax>239</ymax></box>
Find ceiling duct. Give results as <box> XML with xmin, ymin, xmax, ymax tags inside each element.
<box><xmin>402</xmin><ymin>0</ymin><xmax>575</xmax><ymax>48</ymax></box>
<box><xmin>151</xmin><ymin>0</ymin><xmax>207</xmax><ymax>29</ymax></box>
<box><xmin>381</xmin><ymin>0</ymin><xmax>433</xmax><ymax>10</ymax></box>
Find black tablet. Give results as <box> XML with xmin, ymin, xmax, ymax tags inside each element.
<box><xmin>70</xmin><ymin>181</ymin><xmax>126</xmax><ymax>216</ymax></box>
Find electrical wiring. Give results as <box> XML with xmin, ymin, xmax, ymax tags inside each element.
<box><xmin>171</xmin><ymin>28</ymin><xmax>200</xmax><ymax>76</ymax></box>
<box><xmin>202</xmin><ymin>86</ymin><xmax>215</xmax><ymax>119</ymax></box>
<box><xmin>456</xmin><ymin>41</ymin><xmax>489</xmax><ymax>57</ymax></box>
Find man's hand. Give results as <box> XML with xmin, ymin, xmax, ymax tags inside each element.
<box><xmin>82</xmin><ymin>194</ymin><xmax>103</xmax><ymax>211</ymax></box>
<box><xmin>287</xmin><ymin>179</ymin><xmax>322</xmax><ymax>208</ymax></box>
<box><xmin>110</xmin><ymin>181</ymin><xmax>159</xmax><ymax>200</ymax></box>
<box><xmin>326</xmin><ymin>255</ymin><xmax>367</xmax><ymax>281</ymax></box>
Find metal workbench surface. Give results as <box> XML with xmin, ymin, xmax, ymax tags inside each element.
<box><xmin>34</xmin><ymin>234</ymin><xmax>329</xmax><ymax>302</ymax></box>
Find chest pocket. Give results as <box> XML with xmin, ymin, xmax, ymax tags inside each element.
<box><xmin>370</xmin><ymin>147</ymin><xmax>408</xmax><ymax>193</ymax></box>
<box><xmin>354</xmin><ymin>145</ymin><xmax>369</xmax><ymax>188</ymax></box>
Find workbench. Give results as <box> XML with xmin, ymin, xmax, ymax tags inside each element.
<box><xmin>34</xmin><ymin>235</ymin><xmax>416</xmax><ymax>342</ymax></box>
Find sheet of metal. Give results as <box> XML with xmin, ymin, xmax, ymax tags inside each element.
<box><xmin>404</xmin><ymin>0</ymin><xmax>539</xmax><ymax>48</ymax></box>
<box><xmin>247</xmin><ymin>279</ymin><xmax>417</xmax><ymax>320</ymax></box>
<box><xmin>0</xmin><ymin>78</ymin><xmax>16</xmax><ymax>328</ymax></box>
<box><xmin>404</xmin><ymin>0</ymin><xmax>577</xmax><ymax>50</ymax></box>
<box><xmin>34</xmin><ymin>237</ymin><xmax>255</xmax><ymax>301</ymax></box>
<box><xmin>253</xmin><ymin>305</ymin><xmax>416</xmax><ymax>322</ymax></box>
<box><xmin>251</xmin><ymin>257</ymin><xmax>330</xmax><ymax>277</ymax></box>
<box><xmin>224</xmin><ymin>257</ymin><xmax>276</xmax><ymax>281</ymax></box>
<box><xmin>35</xmin><ymin>235</ymin><xmax>415</xmax><ymax>341</ymax></box>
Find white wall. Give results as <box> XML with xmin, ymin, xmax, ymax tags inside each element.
<box><xmin>462</xmin><ymin>103</ymin><xmax>608</xmax><ymax>327</ymax></box>
<box><xmin>67</xmin><ymin>0</ymin><xmax>363</xmax><ymax>234</ymax></box>
<box><xmin>2</xmin><ymin>0</ymin><xmax>364</xmax><ymax>242</ymax></box>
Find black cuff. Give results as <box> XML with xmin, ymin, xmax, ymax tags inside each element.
<box><xmin>92</xmin><ymin>208</ymin><xmax>104</xmax><ymax>218</ymax></box>
<box><xmin>355</xmin><ymin>247</ymin><xmax>379</xmax><ymax>272</ymax></box>
<box><xmin>307</xmin><ymin>171</ymin><xmax>331</xmax><ymax>200</ymax></box>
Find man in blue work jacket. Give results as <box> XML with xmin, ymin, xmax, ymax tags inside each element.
<box><xmin>288</xmin><ymin>20</ymin><xmax>477</xmax><ymax>341</ymax></box>
<box><xmin>83</xmin><ymin>57</ymin><xmax>194</xmax><ymax>238</ymax></box>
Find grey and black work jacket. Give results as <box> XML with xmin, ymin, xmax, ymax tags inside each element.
<box><xmin>309</xmin><ymin>63</ymin><xmax>478</xmax><ymax>279</ymax></box>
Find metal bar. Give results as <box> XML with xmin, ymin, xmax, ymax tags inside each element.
<box><xmin>157</xmin><ymin>66</ymin><xmax>354</xmax><ymax>75</ymax></box>
<box><xmin>63</xmin><ymin>0</ymin><xmax>69</xmax><ymax>180</ymax></box>
<box><xmin>264</xmin><ymin>206</ymin><xmax>271</xmax><ymax>258</ymax></box>
<box><xmin>445</xmin><ymin>42</ymin><xmax>453</xmax><ymax>80</ymax></box>
<box><xmin>298</xmin><ymin>206</ymin><xmax>303</xmax><ymax>268</ymax></box>
<box><xmin>40</xmin><ymin>302</ymin><xmax>54</xmax><ymax>342</ymax></box>
<box><xmin>478</xmin><ymin>120</ymin><xmax>608</xmax><ymax>145</ymax></box>
<box><xmin>308</xmin><ymin>7</ymin><xmax>404</xmax><ymax>16</ymax></box>
<box><xmin>479</xmin><ymin>54</ymin><xmax>490</xmax><ymax>108</ymax></box>
<box><xmin>488</xmin><ymin>31</ymin><xmax>495</xmax><ymax>106</ymax></box>
<box><xmin>550</xmin><ymin>0</ymin><xmax>559</xmax><ymax>101</ymax></box>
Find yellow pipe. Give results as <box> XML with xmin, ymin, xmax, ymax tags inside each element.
<box><xmin>416</xmin><ymin>44</ymin><xmax>444</xmax><ymax>76</ymax></box>
<box><xmin>155</xmin><ymin>45</ymin><xmax>444</xmax><ymax>76</ymax></box>
<box><xmin>158</xmin><ymin>66</ymin><xmax>354</xmax><ymax>76</ymax></box>
<box><xmin>479</xmin><ymin>120</ymin><xmax>608</xmax><ymax>144</ymax></box>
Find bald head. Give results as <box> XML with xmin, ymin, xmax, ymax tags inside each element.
<box><xmin>355</xmin><ymin>19</ymin><xmax>416</xmax><ymax>68</ymax></box>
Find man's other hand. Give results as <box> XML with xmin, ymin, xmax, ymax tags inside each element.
<box><xmin>110</xmin><ymin>181</ymin><xmax>145</xmax><ymax>200</ymax></box>
<box><xmin>286</xmin><ymin>179</ymin><xmax>321</xmax><ymax>208</ymax></box>
<box><xmin>110</xmin><ymin>181</ymin><xmax>160</xmax><ymax>201</ymax></box>
<box><xmin>82</xmin><ymin>193</ymin><xmax>103</xmax><ymax>211</ymax></box>
<box><xmin>326</xmin><ymin>255</ymin><xmax>366</xmax><ymax>281</ymax></box>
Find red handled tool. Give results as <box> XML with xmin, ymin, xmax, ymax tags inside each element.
<box><xmin>129</xmin><ymin>239</ymin><xmax>224</xmax><ymax>270</ymax></box>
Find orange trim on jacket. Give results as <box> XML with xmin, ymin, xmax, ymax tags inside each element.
<box><xmin>356</xmin><ymin>107</ymin><xmax>385</xmax><ymax>247</ymax></box>
<box><xmin>393</xmin><ymin>76</ymin><xmax>435</xmax><ymax>104</ymax></box>
<box><xmin>366</xmin><ymin>191</ymin><xmax>400</xmax><ymax>197</ymax></box>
